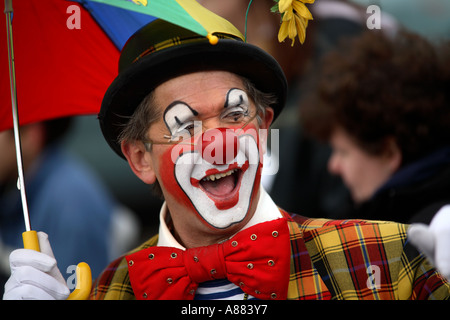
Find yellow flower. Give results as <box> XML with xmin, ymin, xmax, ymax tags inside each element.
<box><xmin>276</xmin><ymin>0</ymin><xmax>314</xmax><ymax>46</ymax></box>
<box><xmin>278</xmin><ymin>0</ymin><xmax>293</xmax><ymax>13</ymax></box>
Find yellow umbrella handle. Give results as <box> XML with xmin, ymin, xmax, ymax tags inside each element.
<box><xmin>22</xmin><ymin>230</ymin><xmax>40</xmax><ymax>251</ymax></box>
<box><xmin>22</xmin><ymin>230</ymin><xmax>92</xmax><ymax>300</ymax></box>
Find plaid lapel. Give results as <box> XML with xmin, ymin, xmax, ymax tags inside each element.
<box><xmin>285</xmin><ymin>213</ymin><xmax>332</xmax><ymax>300</ymax></box>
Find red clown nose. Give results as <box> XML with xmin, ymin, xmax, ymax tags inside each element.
<box><xmin>196</xmin><ymin>128</ymin><xmax>240</xmax><ymax>165</ymax></box>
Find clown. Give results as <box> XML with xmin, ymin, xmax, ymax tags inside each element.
<box><xmin>122</xmin><ymin>71</ymin><xmax>274</xmax><ymax>244</ymax></box>
<box><xmin>3</xmin><ymin>2</ymin><xmax>450</xmax><ymax>301</ymax></box>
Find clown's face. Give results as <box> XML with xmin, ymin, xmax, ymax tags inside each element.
<box><xmin>127</xmin><ymin>71</ymin><xmax>273</xmax><ymax>241</ymax></box>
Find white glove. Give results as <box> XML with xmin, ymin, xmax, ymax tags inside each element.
<box><xmin>408</xmin><ymin>205</ymin><xmax>450</xmax><ymax>280</ymax></box>
<box><xmin>3</xmin><ymin>232</ymin><xmax>70</xmax><ymax>300</ymax></box>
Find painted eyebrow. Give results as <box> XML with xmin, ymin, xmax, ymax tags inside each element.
<box><xmin>163</xmin><ymin>100</ymin><xmax>199</xmax><ymax>118</ymax></box>
<box><xmin>224</xmin><ymin>88</ymin><xmax>247</xmax><ymax>108</ymax></box>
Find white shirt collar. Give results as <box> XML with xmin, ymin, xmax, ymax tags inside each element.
<box><xmin>156</xmin><ymin>185</ymin><xmax>282</xmax><ymax>249</ymax></box>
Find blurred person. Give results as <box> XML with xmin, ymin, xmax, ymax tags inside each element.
<box><xmin>0</xmin><ymin>117</ymin><xmax>139</xmax><ymax>293</ymax></box>
<box><xmin>300</xmin><ymin>29</ymin><xmax>450</xmax><ymax>224</ymax></box>
<box><xmin>3</xmin><ymin>3</ymin><xmax>449</xmax><ymax>300</ymax></box>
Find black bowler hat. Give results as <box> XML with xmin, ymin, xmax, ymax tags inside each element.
<box><xmin>99</xmin><ymin>18</ymin><xmax>287</xmax><ymax>159</ymax></box>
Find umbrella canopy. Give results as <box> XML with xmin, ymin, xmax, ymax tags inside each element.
<box><xmin>86</xmin><ymin>0</ymin><xmax>243</xmax><ymax>41</ymax></box>
<box><xmin>1</xmin><ymin>0</ymin><xmax>243</xmax><ymax>133</ymax></box>
<box><xmin>0</xmin><ymin>0</ymin><xmax>156</xmax><ymax>132</ymax></box>
<box><xmin>73</xmin><ymin>0</ymin><xmax>154</xmax><ymax>50</ymax></box>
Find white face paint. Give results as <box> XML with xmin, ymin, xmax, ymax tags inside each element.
<box><xmin>162</xmin><ymin>89</ymin><xmax>262</xmax><ymax>229</ymax></box>
<box><xmin>174</xmin><ymin>133</ymin><xmax>260</xmax><ymax>229</ymax></box>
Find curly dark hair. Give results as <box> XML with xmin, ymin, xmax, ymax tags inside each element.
<box><xmin>300</xmin><ymin>30</ymin><xmax>450</xmax><ymax>165</ymax></box>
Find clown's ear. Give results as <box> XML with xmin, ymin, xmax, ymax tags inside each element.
<box><xmin>121</xmin><ymin>140</ymin><xmax>157</xmax><ymax>185</ymax></box>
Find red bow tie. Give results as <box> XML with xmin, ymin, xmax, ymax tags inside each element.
<box><xmin>126</xmin><ymin>218</ymin><xmax>291</xmax><ymax>300</ymax></box>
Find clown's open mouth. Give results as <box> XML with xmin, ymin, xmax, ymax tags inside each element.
<box><xmin>176</xmin><ymin>130</ymin><xmax>258</xmax><ymax>224</ymax></box>
<box><xmin>199</xmin><ymin>168</ymin><xmax>242</xmax><ymax>198</ymax></box>
<box><xmin>186</xmin><ymin>160</ymin><xmax>251</xmax><ymax>212</ymax></box>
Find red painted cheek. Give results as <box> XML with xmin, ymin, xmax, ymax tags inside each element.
<box><xmin>159</xmin><ymin>145</ymin><xmax>195</xmax><ymax>211</ymax></box>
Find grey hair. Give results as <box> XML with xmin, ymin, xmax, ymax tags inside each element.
<box><xmin>117</xmin><ymin>90</ymin><xmax>160</xmax><ymax>148</ymax></box>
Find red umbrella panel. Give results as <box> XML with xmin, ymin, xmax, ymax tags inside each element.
<box><xmin>0</xmin><ymin>0</ymin><xmax>120</xmax><ymax>132</ymax></box>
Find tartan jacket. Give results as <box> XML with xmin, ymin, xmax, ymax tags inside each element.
<box><xmin>90</xmin><ymin>209</ymin><xmax>450</xmax><ymax>300</ymax></box>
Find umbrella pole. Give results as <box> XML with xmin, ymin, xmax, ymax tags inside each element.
<box><xmin>4</xmin><ymin>0</ymin><xmax>32</xmax><ymax>233</ymax></box>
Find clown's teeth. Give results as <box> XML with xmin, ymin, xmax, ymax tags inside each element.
<box><xmin>202</xmin><ymin>169</ymin><xmax>237</xmax><ymax>182</ymax></box>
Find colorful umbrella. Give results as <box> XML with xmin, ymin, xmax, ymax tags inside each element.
<box><xmin>2</xmin><ymin>0</ymin><xmax>245</xmax><ymax>300</ymax></box>
<box><xmin>85</xmin><ymin>0</ymin><xmax>243</xmax><ymax>44</ymax></box>
<box><xmin>1</xmin><ymin>0</ymin><xmax>243</xmax><ymax>132</ymax></box>
<box><xmin>1</xmin><ymin>0</ymin><xmax>154</xmax><ymax>300</ymax></box>
<box><xmin>0</xmin><ymin>0</ymin><xmax>152</xmax><ymax>132</ymax></box>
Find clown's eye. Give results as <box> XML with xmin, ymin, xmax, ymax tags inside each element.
<box><xmin>221</xmin><ymin>107</ymin><xmax>248</xmax><ymax>123</ymax></box>
<box><xmin>164</xmin><ymin>101</ymin><xmax>199</xmax><ymax>140</ymax></box>
<box><xmin>223</xmin><ymin>88</ymin><xmax>250</xmax><ymax>123</ymax></box>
